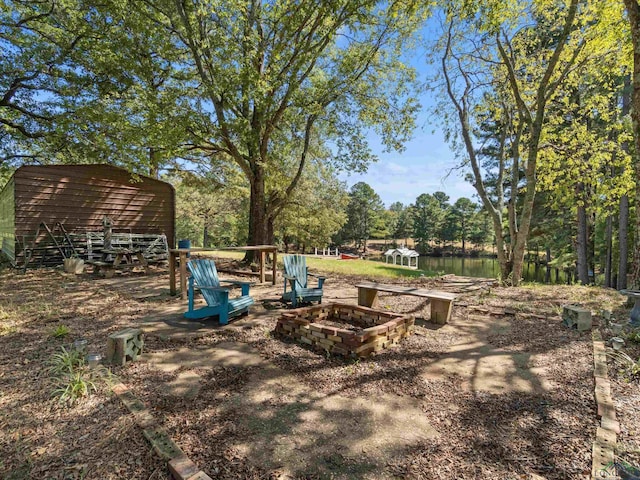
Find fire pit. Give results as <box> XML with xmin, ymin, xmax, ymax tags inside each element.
<box><xmin>275</xmin><ymin>303</ymin><xmax>414</xmax><ymax>358</ymax></box>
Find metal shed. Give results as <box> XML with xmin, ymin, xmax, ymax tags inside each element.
<box><xmin>0</xmin><ymin>164</ymin><xmax>175</xmax><ymax>266</ymax></box>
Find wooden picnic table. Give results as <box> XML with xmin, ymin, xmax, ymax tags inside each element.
<box><xmin>89</xmin><ymin>248</ymin><xmax>149</xmax><ymax>278</ymax></box>
<box><xmin>169</xmin><ymin>245</ymin><xmax>278</xmax><ymax>299</ymax></box>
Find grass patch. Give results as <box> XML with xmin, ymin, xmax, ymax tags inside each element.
<box><xmin>208</xmin><ymin>250</ymin><xmax>437</xmax><ymax>279</ymax></box>
<box><xmin>304</xmin><ymin>257</ymin><xmax>437</xmax><ymax>279</ymax></box>
<box><xmin>197</xmin><ymin>250</ymin><xmax>245</xmax><ymax>260</ymax></box>
<box><xmin>0</xmin><ymin>324</ymin><xmax>17</xmax><ymax>336</ymax></box>
<box><xmin>0</xmin><ymin>305</ymin><xmax>18</xmax><ymax>336</ymax></box>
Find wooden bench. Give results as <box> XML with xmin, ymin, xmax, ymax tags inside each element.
<box><xmin>355</xmin><ymin>282</ymin><xmax>456</xmax><ymax>324</ymax></box>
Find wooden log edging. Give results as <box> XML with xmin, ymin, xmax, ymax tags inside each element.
<box><xmin>111</xmin><ymin>381</ymin><xmax>213</xmax><ymax>480</ymax></box>
<box><xmin>591</xmin><ymin>330</ymin><xmax>619</xmax><ymax>480</ymax></box>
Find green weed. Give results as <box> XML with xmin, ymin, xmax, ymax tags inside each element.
<box><xmin>607</xmin><ymin>350</ymin><xmax>640</xmax><ymax>381</ymax></box>
<box><xmin>346</xmin><ymin>358</ymin><xmax>360</xmax><ymax>375</ymax></box>
<box><xmin>53</xmin><ymin>370</ymin><xmax>97</xmax><ymax>405</ymax></box>
<box><xmin>50</xmin><ymin>325</ymin><xmax>70</xmax><ymax>338</ymax></box>
<box><xmin>49</xmin><ymin>347</ymin><xmax>97</xmax><ymax>405</ymax></box>
<box><xmin>49</xmin><ymin>346</ymin><xmax>84</xmax><ymax>375</ymax></box>
<box><xmin>510</xmin><ymin>303</ymin><xmax>529</xmax><ymax>313</ymax></box>
<box><xmin>48</xmin><ymin>346</ymin><xmax>111</xmax><ymax>405</ymax></box>
<box><xmin>625</xmin><ymin>330</ymin><xmax>640</xmax><ymax>344</ymax></box>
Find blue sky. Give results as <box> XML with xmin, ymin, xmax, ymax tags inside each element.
<box><xmin>338</xmin><ymin>126</ymin><xmax>477</xmax><ymax>208</ymax></box>
<box><xmin>338</xmin><ymin>16</ymin><xmax>478</xmax><ymax>209</ymax></box>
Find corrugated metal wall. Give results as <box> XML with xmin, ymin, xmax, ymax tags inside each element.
<box><xmin>0</xmin><ymin>177</ymin><xmax>15</xmax><ymax>261</ymax></box>
<box><xmin>12</xmin><ymin>164</ymin><xmax>175</xmax><ymax>252</ymax></box>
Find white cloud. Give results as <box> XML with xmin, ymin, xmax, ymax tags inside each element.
<box><xmin>336</xmin><ymin>125</ymin><xmax>480</xmax><ymax>207</ymax></box>
<box><xmin>384</xmin><ymin>162</ymin><xmax>409</xmax><ymax>174</ymax></box>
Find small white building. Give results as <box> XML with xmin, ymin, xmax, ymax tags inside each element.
<box><xmin>384</xmin><ymin>247</ymin><xmax>420</xmax><ymax>269</ymax></box>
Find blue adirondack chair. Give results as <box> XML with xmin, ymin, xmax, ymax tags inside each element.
<box><xmin>184</xmin><ymin>259</ymin><xmax>254</xmax><ymax>325</ymax></box>
<box><xmin>282</xmin><ymin>254</ymin><xmax>325</xmax><ymax>308</ymax></box>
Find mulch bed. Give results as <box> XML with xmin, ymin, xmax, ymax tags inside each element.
<box><xmin>1</xmin><ymin>266</ymin><xmax>638</xmax><ymax>479</ymax></box>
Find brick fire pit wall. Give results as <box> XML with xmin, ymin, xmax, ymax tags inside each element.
<box><xmin>275</xmin><ymin>303</ymin><xmax>414</xmax><ymax>358</ymax></box>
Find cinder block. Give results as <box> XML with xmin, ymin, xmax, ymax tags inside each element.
<box><xmin>106</xmin><ymin>328</ymin><xmax>144</xmax><ymax>366</ymax></box>
<box><xmin>143</xmin><ymin>427</ymin><xmax>183</xmax><ymax>460</ymax></box>
<box><xmin>600</xmin><ymin>416</ymin><xmax>620</xmax><ymax>434</ymax></box>
<box><xmin>562</xmin><ymin>305</ymin><xmax>592</xmax><ymax>331</ymax></box>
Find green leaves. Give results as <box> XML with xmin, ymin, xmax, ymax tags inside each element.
<box><xmin>412</xmin><ymin>193</ymin><xmax>447</xmax><ymax>251</ymax></box>
<box><xmin>339</xmin><ymin>182</ymin><xmax>384</xmax><ymax>249</ymax></box>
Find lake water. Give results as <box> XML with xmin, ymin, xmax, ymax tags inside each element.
<box><xmin>398</xmin><ymin>256</ymin><xmax>569</xmax><ymax>284</ymax></box>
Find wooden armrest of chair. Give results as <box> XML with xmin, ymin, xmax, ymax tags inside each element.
<box><xmin>307</xmin><ymin>272</ymin><xmax>325</xmax><ymax>279</ymax></box>
<box><xmin>283</xmin><ymin>274</ymin><xmax>299</xmax><ymax>295</ymax></box>
<box><xmin>219</xmin><ymin>279</ymin><xmax>251</xmax><ymax>286</ymax></box>
<box><xmin>219</xmin><ymin>280</ymin><xmax>251</xmax><ymax>295</ymax></box>
<box><xmin>198</xmin><ymin>285</ymin><xmax>232</xmax><ymax>292</ymax></box>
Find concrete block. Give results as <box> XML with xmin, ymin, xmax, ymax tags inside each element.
<box><xmin>143</xmin><ymin>426</ymin><xmax>183</xmax><ymax>460</ymax></box>
<box><xmin>592</xmin><ymin>438</ymin><xmax>615</xmax><ymax>479</ymax></box>
<box><xmin>562</xmin><ymin>305</ymin><xmax>592</xmax><ymax>331</ymax></box>
<box><xmin>600</xmin><ymin>416</ymin><xmax>620</xmax><ymax>434</ymax></box>
<box><xmin>106</xmin><ymin>328</ymin><xmax>144</xmax><ymax>366</ymax></box>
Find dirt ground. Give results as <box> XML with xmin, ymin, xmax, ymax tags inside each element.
<box><xmin>0</xmin><ymin>262</ymin><xmax>638</xmax><ymax>479</ymax></box>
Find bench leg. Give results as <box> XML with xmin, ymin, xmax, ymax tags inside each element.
<box><xmin>101</xmin><ymin>266</ymin><xmax>115</xmax><ymax>279</ymax></box>
<box><xmin>358</xmin><ymin>288</ymin><xmax>379</xmax><ymax>308</ymax></box>
<box><xmin>136</xmin><ymin>252</ymin><xmax>150</xmax><ymax>274</ymax></box>
<box><xmin>431</xmin><ymin>299</ymin><xmax>452</xmax><ymax>324</ymax></box>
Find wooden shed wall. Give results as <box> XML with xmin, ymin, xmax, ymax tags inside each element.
<box><xmin>13</xmin><ymin>165</ymin><xmax>175</xmax><ymax>246</ymax></box>
<box><xmin>0</xmin><ymin>176</ymin><xmax>15</xmax><ymax>261</ymax></box>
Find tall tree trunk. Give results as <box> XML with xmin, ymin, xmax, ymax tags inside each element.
<box><xmin>545</xmin><ymin>246</ymin><xmax>551</xmax><ymax>284</ymax></box>
<box><xmin>203</xmin><ymin>217</ymin><xmax>209</xmax><ymax>249</ymax></box>
<box><xmin>605</xmin><ymin>212</ymin><xmax>613</xmax><ymax>287</ymax></box>
<box><xmin>245</xmin><ymin>166</ymin><xmax>269</xmax><ymax>263</ymax></box>
<box><xmin>249</xmin><ymin>170</ymin><xmax>268</xmax><ymax>246</ymax></box>
<box><xmin>266</xmin><ymin>216</ymin><xmax>274</xmax><ymax>246</ymax></box>
<box><xmin>617</xmin><ymin>73</ymin><xmax>631</xmax><ymax>289</ymax></box>
<box><xmin>149</xmin><ymin>147</ymin><xmax>159</xmax><ymax>179</ymax></box>
<box><xmin>619</xmin><ymin>194</ymin><xmax>630</xmax><ymax>289</ymax></box>
<box><xmin>442</xmin><ymin>0</ymin><xmax>578</xmax><ymax>286</ymax></box>
<box><xmin>623</xmin><ymin>0</ymin><xmax>640</xmax><ymax>288</ymax></box>
<box><xmin>461</xmin><ymin>219</ymin><xmax>466</xmax><ymax>254</ymax></box>
<box><xmin>576</xmin><ymin>186</ymin><xmax>590</xmax><ymax>284</ymax></box>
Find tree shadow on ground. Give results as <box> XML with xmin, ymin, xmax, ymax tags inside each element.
<box><xmin>140</xmin><ymin>352</ymin><xmax>437</xmax><ymax>480</ymax></box>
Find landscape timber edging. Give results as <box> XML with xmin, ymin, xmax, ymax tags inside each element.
<box><xmin>591</xmin><ymin>330</ymin><xmax>619</xmax><ymax>480</ymax></box>
<box><xmin>110</xmin><ymin>380</ymin><xmax>213</xmax><ymax>480</ymax></box>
